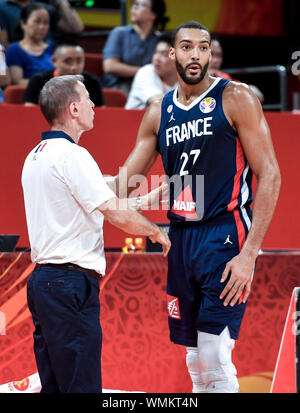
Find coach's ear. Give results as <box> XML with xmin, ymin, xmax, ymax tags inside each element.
<box><xmin>69</xmin><ymin>100</ymin><xmax>80</xmax><ymax>119</ymax></box>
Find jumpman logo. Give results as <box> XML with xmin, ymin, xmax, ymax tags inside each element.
<box><xmin>224</xmin><ymin>235</ymin><xmax>233</xmax><ymax>245</ymax></box>
<box><xmin>169</xmin><ymin>112</ymin><xmax>175</xmax><ymax>122</ymax></box>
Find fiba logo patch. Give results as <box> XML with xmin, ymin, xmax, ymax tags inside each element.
<box><xmin>167</xmin><ymin>294</ymin><xmax>181</xmax><ymax>319</ymax></box>
<box><xmin>199</xmin><ymin>97</ymin><xmax>216</xmax><ymax>113</ymax></box>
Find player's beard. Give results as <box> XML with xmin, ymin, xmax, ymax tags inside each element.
<box><xmin>175</xmin><ymin>59</ymin><xmax>209</xmax><ymax>85</ymax></box>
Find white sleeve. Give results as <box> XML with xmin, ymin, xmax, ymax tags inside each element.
<box><xmin>0</xmin><ymin>45</ymin><xmax>7</xmax><ymax>73</ymax></box>
<box><xmin>63</xmin><ymin>147</ymin><xmax>116</xmax><ymax>214</ymax></box>
<box><xmin>125</xmin><ymin>65</ymin><xmax>162</xmax><ymax>109</ymax></box>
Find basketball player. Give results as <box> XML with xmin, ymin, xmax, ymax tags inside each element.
<box><xmin>113</xmin><ymin>21</ymin><xmax>281</xmax><ymax>392</ymax></box>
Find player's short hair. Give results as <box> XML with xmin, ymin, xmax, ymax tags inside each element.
<box><xmin>39</xmin><ymin>75</ymin><xmax>83</xmax><ymax>125</ymax></box>
<box><xmin>171</xmin><ymin>21</ymin><xmax>211</xmax><ymax>47</ymax></box>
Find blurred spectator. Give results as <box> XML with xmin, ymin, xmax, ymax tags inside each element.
<box><xmin>0</xmin><ymin>0</ymin><xmax>83</xmax><ymax>48</ymax></box>
<box><xmin>0</xmin><ymin>42</ymin><xmax>10</xmax><ymax>101</ymax></box>
<box><xmin>209</xmin><ymin>37</ymin><xmax>264</xmax><ymax>103</ymax></box>
<box><xmin>125</xmin><ymin>32</ymin><xmax>177</xmax><ymax>109</ymax></box>
<box><xmin>5</xmin><ymin>3</ymin><xmax>55</xmax><ymax>85</ymax></box>
<box><xmin>102</xmin><ymin>0</ymin><xmax>169</xmax><ymax>95</ymax></box>
<box><xmin>24</xmin><ymin>41</ymin><xmax>105</xmax><ymax>106</ymax></box>
<box><xmin>208</xmin><ymin>38</ymin><xmax>232</xmax><ymax>80</ymax></box>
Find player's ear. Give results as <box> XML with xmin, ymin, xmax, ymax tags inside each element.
<box><xmin>169</xmin><ymin>47</ymin><xmax>175</xmax><ymax>61</ymax></box>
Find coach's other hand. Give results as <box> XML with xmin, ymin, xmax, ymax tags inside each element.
<box><xmin>149</xmin><ymin>227</ymin><xmax>171</xmax><ymax>257</ymax></box>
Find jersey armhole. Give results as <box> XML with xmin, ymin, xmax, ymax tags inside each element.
<box><xmin>219</xmin><ymin>81</ymin><xmax>240</xmax><ymax>138</ymax></box>
<box><xmin>156</xmin><ymin>95</ymin><xmax>167</xmax><ymax>153</ymax></box>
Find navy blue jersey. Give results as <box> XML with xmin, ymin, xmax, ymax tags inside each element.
<box><xmin>157</xmin><ymin>77</ymin><xmax>253</xmax><ymax>230</ymax></box>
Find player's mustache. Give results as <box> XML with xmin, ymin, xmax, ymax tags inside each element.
<box><xmin>185</xmin><ymin>62</ymin><xmax>203</xmax><ymax>70</ymax></box>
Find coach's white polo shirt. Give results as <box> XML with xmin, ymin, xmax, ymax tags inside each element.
<box><xmin>21</xmin><ymin>131</ymin><xmax>116</xmax><ymax>276</ymax></box>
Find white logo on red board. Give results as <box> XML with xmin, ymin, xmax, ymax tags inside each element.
<box><xmin>167</xmin><ymin>295</ymin><xmax>181</xmax><ymax>319</ymax></box>
<box><xmin>12</xmin><ymin>378</ymin><xmax>30</xmax><ymax>391</ymax></box>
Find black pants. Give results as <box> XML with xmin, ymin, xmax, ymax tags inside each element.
<box><xmin>27</xmin><ymin>265</ymin><xmax>102</xmax><ymax>393</ymax></box>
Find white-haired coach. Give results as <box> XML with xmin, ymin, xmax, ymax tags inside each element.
<box><xmin>21</xmin><ymin>74</ymin><xmax>170</xmax><ymax>393</ymax></box>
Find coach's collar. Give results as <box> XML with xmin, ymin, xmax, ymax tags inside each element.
<box><xmin>41</xmin><ymin>131</ymin><xmax>75</xmax><ymax>144</ymax></box>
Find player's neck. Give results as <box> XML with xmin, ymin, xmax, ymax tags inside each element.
<box><xmin>177</xmin><ymin>75</ymin><xmax>214</xmax><ymax>105</ymax></box>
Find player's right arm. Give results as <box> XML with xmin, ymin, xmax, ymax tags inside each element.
<box><xmin>113</xmin><ymin>99</ymin><xmax>162</xmax><ymax>197</ymax></box>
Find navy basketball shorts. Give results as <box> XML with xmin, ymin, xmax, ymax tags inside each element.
<box><xmin>166</xmin><ymin>211</ymin><xmax>251</xmax><ymax>348</ymax></box>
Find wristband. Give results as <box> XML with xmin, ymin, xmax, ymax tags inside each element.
<box><xmin>136</xmin><ymin>196</ymin><xmax>142</xmax><ymax>210</ymax></box>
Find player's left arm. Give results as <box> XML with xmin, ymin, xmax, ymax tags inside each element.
<box><xmin>220</xmin><ymin>82</ymin><xmax>281</xmax><ymax>306</ymax></box>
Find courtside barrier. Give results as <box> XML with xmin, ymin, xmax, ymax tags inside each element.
<box><xmin>270</xmin><ymin>287</ymin><xmax>300</xmax><ymax>393</ymax></box>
